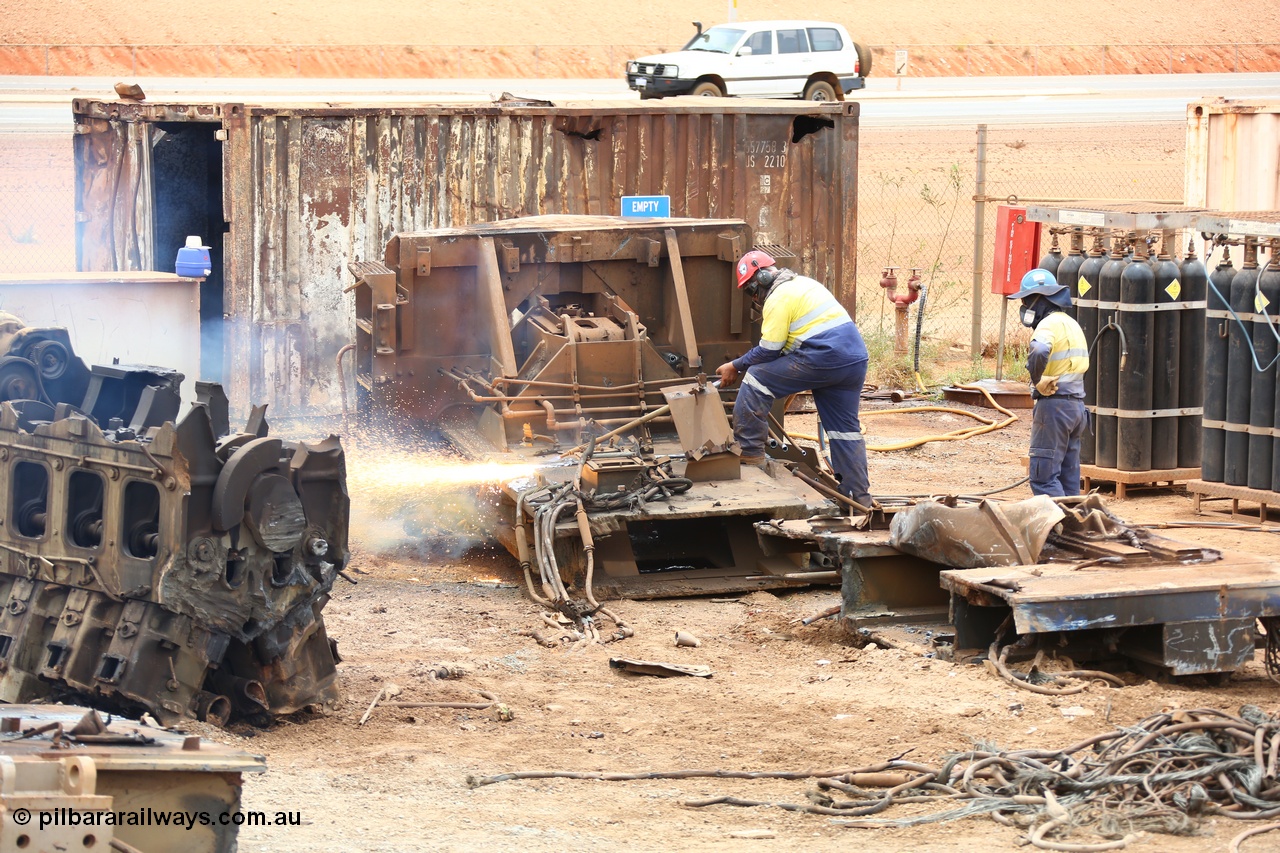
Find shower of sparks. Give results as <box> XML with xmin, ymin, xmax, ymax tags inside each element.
<box><xmin>348</xmin><ymin>456</ymin><xmax>538</xmax><ymax>494</ymax></box>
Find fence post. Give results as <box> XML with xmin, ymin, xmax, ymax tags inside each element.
<box><xmin>970</xmin><ymin>123</ymin><xmax>988</xmax><ymax>361</ymax></box>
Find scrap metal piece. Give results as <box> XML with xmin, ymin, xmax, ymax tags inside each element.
<box><xmin>608</xmin><ymin>658</ymin><xmax>713</xmax><ymax>677</ymax></box>
<box><xmin>0</xmin><ymin>704</ymin><xmax>263</xmax><ymax>853</ymax></box>
<box><xmin>889</xmin><ymin>496</ymin><xmax>1065</xmax><ymax>568</ymax></box>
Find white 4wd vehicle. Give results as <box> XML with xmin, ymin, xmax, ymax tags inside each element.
<box><xmin>626</xmin><ymin>20</ymin><xmax>870</xmax><ymax>101</ymax></box>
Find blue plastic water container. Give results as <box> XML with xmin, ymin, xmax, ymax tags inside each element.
<box><xmin>175</xmin><ymin>236</ymin><xmax>212</xmax><ymax>278</ymax></box>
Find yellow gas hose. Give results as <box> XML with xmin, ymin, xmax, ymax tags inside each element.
<box><xmin>788</xmin><ymin>384</ymin><xmax>1019</xmax><ymax>452</ymax></box>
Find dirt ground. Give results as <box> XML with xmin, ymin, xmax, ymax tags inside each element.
<box><xmin>5</xmin><ymin>4</ymin><xmax>1278</xmax><ymax>847</ymax></box>
<box><xmin>202</xmin><ymin>398</ymin><xmax>1280</xmax><ymax>853</ymax></box>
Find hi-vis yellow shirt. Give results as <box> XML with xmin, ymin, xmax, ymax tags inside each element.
<box><xmin>759</xmin><ymin>275</ymin><xmax>852</xmax><ymax>354</ymax></box>
<box><xmin>1031</xmin><ymin>312</ymin><xmax>1089</xmax><ymax>380</ymax></box>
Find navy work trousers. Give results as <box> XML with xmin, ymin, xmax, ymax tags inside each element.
<box><xmin>735</xmin><ymin>347</ymin><xmax>871</xmax><ymax>505</ymax></box>
<box><xmin>1029</xmin><ymin>395</ymin><xmax>1088</xmax><ymax>497</ymax></box>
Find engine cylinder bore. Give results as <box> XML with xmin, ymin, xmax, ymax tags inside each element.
<box><xmin>1075</xmin><ymin>238</ymin><xmax>1107</xmax><ymax>466</ymax></box>
<box><xmin>1203</xmin><ymin>251</ymin><xmax>1237</xmax><ymax>482</ymax></box>
<box><xmin>1094</xmin><ymin>240</ymin><xmax>1129</xmax><ymax>469</ymax></box>
<box><xmin>1178</xmin><ymin>245</ymin><xmax>1208</xmax><ymax>468</ymax></box>
<box><xmin>1150</xmin><ymin>248</ymin><xmax>1182</xmax><ymax>470</ymax></box>
<box><xmin>128</xmin><ymin>521</ymin><xmax>159</xmax><ymax>560</ymax></box>
<box><xmin>1224</xmin><ymin>239</ymin><xmax>1261</xmax><ymax>486</ymax></box>
<box><xmin>1117</xmin><ymin>256</ymin><xmax>1155</xmax><ymax>471</ymax></box>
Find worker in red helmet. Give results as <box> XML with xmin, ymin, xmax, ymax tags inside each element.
<box><xmin>715</xmin><ymin>250</ymin><xmax>872</xmax><ymax>508</ymax></box>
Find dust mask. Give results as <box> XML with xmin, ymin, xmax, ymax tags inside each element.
<box><xmin>1021</xmin><ymin>308</ymin><xmax>1037</xmax><ymax>328</ymax></box>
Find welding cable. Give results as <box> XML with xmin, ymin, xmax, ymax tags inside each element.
<box><xmin>514</xmin><ymin>492</ymin><xmax>552</xmax><ymax>606</ymax></box>
<box><xmin>873</xmin><ymin>474</ymin><xmax>1032</xmax><ymax>502</ymax></box>
<box><xmin>1090</xmin><ymin>317</ymin><xmax>1129</xmax><ymax>371</ymax></box>
<box><xmin>538</xmin><ymin>496</ymin><xmax>575</xmax><ymax>603</ymax></box>
<box><xmin>574</xmin><ymin>497</ymin><xmax>632</xmax><ymax>640</ymax></box>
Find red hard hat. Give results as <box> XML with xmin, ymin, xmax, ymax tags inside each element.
<box><xmin>735</xmin><ymin>250</ymin><xmax>777</xmax><ymax>288</ymax></box>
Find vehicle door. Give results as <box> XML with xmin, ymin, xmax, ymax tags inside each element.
<box><xmin>724</xmin><ymin>28</ymin><xmax>775</xmax><ymax>96</ymax></box>
<box><xmin>770</xmin><ymin>27</ymin><xmax>813</xmax><ymax>96</ymax></box>
<box><xmin>807</xmin><ymin>26</ymin><xmax>854</xmax><ymax>76</ymax></box>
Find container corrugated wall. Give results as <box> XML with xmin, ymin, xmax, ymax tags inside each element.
<box><xmin>74</xmin><ymin>99</ymin><xmax>858</xmax><ymax>417</ymax></box>
<box><xmin>1186</xmin><ymin>99</ymin><xmax>1280</xmax><ymax>211</ymax></box>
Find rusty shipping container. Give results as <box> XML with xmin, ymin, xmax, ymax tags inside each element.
<box><xmin>72</xmin><ymin>97</ymin><xmax>859</xmax><ymax>418</ymax></box>
<box><xmin>1185</xmin><ymin>98</ymin><xmax>1280</xmax><ymax>211</ymax></box>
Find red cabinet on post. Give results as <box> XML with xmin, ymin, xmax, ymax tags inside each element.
<box><xmin>991</xmin><ymin>205</ymin><xmax>1041</xmax><ymax>295</ymax></box>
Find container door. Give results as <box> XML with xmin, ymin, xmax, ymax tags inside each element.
<box><xmin>75</xmin><ymin>114</ymin><xmax>226</xmax><ymax>383</ymax></box>
<box><xmin>75</xmin><ymin>118</ymin><xmax>157</xmax><ymax>272</ymax></box>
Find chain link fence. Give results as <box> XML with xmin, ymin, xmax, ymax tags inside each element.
<box><xmin>0</xmin><ymin>120</ymin><xmax>1187</xmax><ymax>387</ymax></box>
<box><xmin>857</xmin><ymin>120</ymin><xmax>1186</xmax><ymax>385</ymax></box>
<box><xmin>0</xmin><ymin>132</ymin><xmax>75</xmax><ymax>276</ymax></box>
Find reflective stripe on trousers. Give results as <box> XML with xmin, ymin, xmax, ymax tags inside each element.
<box><xmin>1029</xmin><ymin>396</ymin><xmax>1088</xmax><ymax>498</ymax></box>
<box><xmin>734</xmin><ymin>352</ymin><xmax>871</xmax><ymax>505</ymax></box>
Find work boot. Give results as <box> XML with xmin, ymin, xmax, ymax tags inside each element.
<box><xmin>740</xmin><ymin>455</ymin><xmax>768</xmax><ymax>469</ymax></box>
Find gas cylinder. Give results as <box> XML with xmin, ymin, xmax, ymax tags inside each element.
<box><xmin>1118</xmin><ymin>249</ymin><xmax>1155</xmax><ymax>472</ymax></box>
<box><xmin>1094</xmin><ymin>236</ymin><xmax>1129</xmax><ymax>470</ymax></box>
<box><xmin>1224</xmin><ymin>238</ymin><xmax>1261</xmax><ymax>486</ymax></box>
<box><xmin>1039</xmin><ymin>232</ymin><xmax>1064</xmax><ymax>277</ymax></box>
<box><xmin>1202</xmin><ymin>248</ymin><xmax>1236</xmax><ymax>482</ymax></box>
<box><xmin>1177</xmin><ymin>241</ymin><xmax>1207</xmax><ymax>469</ymax></box>
<box><xmin>1056</xmin><ymin>231</ymin><xmax>1086</xmax><ymax>322</ymax></box>
<box><xmin>1250</xmin><ymin>246</ymin><xmax>1280</xmax><ymax>490</ymax></box>
<box><xmin>1149</xmin><ymin>240</ymin><xmax>1181</xmax><ymax>470</ymax></box>
<box><xmin>1075</xmin><ymin>235</ymin><xmax>1107</xmax><ymax>466</ymax></box>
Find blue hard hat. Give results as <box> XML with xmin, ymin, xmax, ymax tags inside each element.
<box><xmin>1008</xmin><ymin>268</ymin><xmax>1072</xmax><ymax>308</ymax></box>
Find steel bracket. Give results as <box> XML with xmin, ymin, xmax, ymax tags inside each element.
<box><xmin>640</xmin><ymin>238</ymin><xmax>662</xmax><ymax>267</ymax></box>
<box><xmin>500</xmin><ymin>241</ymin><xmax>520</xmax><ymax>274</ymax></box>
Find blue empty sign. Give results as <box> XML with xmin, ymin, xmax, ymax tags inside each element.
<box><xmin>621</xmin><ymin>195</ymin><xmax>671</xmax><ymax>218</ymax></box>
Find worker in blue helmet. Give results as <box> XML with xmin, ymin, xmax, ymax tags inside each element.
<box><xmin>1008</xmin><ymin>268</ymin><xmax>1090</xmax><ymax>497</ymax></box>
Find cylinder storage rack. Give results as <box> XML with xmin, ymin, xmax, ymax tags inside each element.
<box><xmin>1187</xmin><ymin>211</ymin><xmax>1280</xmax><ymax>517</ymax></box>
<box><xmin>1024</xmin><ymin>204</ymin><xmax>1208</xmax><ymax>495</ymax></box>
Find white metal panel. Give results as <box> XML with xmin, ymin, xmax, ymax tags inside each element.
<box><xmin>0</xmin><ymin>272</ymin><xmax>200</xmax><ymax>401</ymax></box>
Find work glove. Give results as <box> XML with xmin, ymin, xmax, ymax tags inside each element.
<box><xmin>1034</xmin><ymin>375</ymin><xmax>1059</xmax><ymax>397</ymax></box>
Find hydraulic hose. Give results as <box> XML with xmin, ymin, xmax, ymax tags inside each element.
<box><xmin>788</xmin><ymin>386</ymin><xmax>1018</xmax><ymax>454</ymax></box>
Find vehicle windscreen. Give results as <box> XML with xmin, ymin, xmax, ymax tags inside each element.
<box><xmin>682</xmin><ymin>27</ymin><xmax>745</xmax><ymax>53</ymax></box>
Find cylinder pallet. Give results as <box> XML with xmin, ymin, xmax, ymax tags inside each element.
<box><xmin>1080</xmin><ymin>464</ymin><xmax>1202</xmax><ymax>499</ymax></box>
<box><xmin>1187</xmin><ymin>479</ymin><xmax>1280</xmax><ymax>523</ymax></box>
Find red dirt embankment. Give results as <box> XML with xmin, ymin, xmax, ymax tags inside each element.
<box><xmin>1</xmin><ymin>42</ymin><xmax>1278</xmax><ymax>79</ymax></box>
<box><xmin>2</xmin><ymin>0</ymin><xmax>1278</xmax><ymax>78</ymax></box>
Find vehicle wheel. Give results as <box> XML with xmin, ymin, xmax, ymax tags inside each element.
<box><xmin>854</xmin><ymin>41</ymin><xmax>873</xmax><ymax>77</ymax></box>
<box><xmin>639</xmin><ymin>90</ymin><xmax>659</xmax><ymax>100</ymax></box>
<box><xmin>803</xmin><ymin>80</ymin><xmax>838</xmax><ymax>101</ymax></box>
<box><xmin>691</xmin><ymin>81</ymin><xmax>723</xmax><ymax>97</ymax></box>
